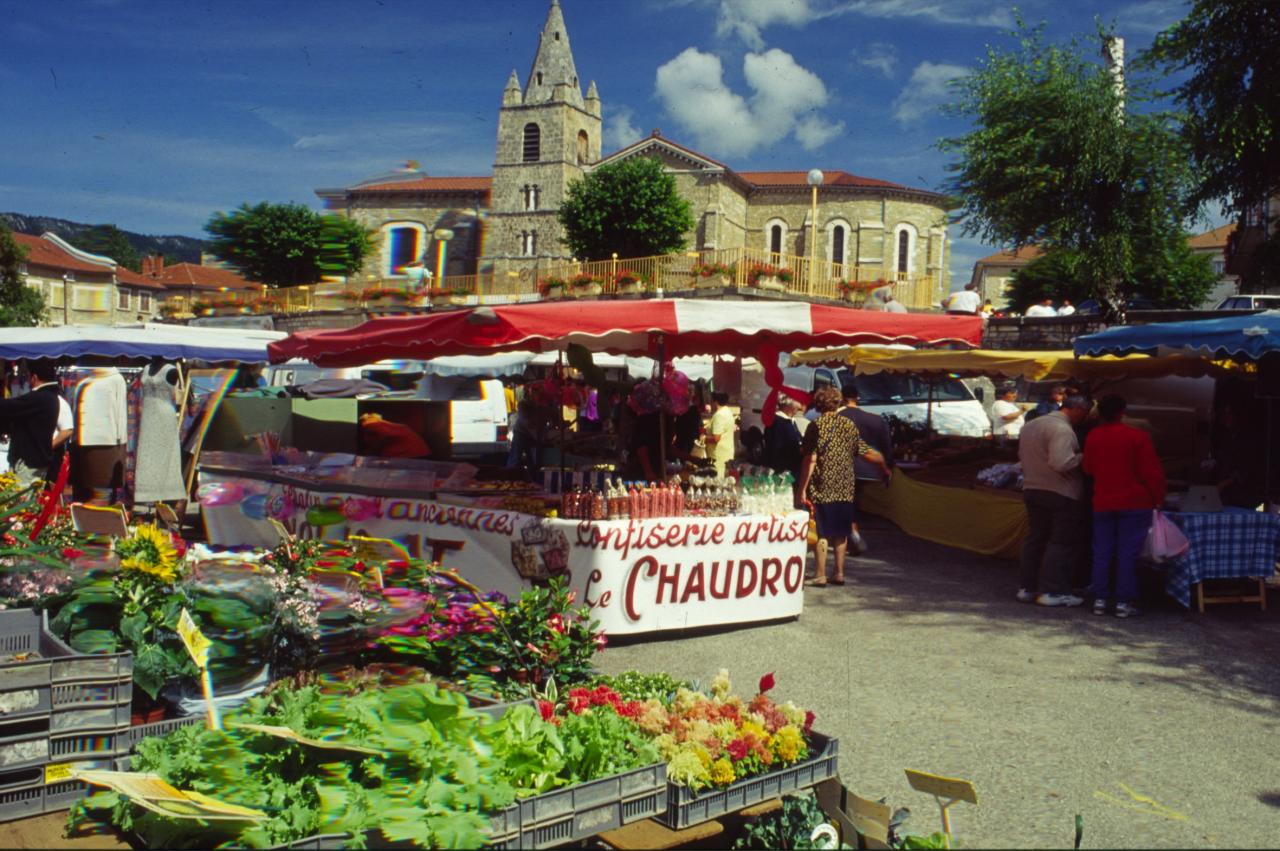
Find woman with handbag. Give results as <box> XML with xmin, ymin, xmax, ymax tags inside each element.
<box><xmin>1083</xmin><ymin>395</ymin><xmax>1167</xmax><ymax>618</ymax></box>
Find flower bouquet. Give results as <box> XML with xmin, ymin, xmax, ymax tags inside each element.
<box><xmin>746</xmin><ymin>263</ymin><xmax>792</xmax><ymax>291</ymax></box>
<box><xmin>570</xmin><ymin>272</ymin><xmax>604</xmax><ymax>298</ymax></box>
<box><xmin>690</xmin><ymin>262</ymin><xmax>736</xmax><ymax>288</ymax></box>
<box><xmin>538</xmin><ymin>276</ymin><xmax>569</xmax><ymax>299</ymax></box>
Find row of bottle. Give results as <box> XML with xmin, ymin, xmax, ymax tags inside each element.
<box><xmin>557</xmin><ymin>477</ymin><xmax>802</xmax><ymax>520</ymax></box>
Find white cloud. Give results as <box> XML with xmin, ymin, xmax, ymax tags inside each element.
<box><xmin>891</xmin><ymin>61</ymin><xmax>969</xmax><ymax>126</ymax></box>
<box><xmin>605</xmin><ymin>106</ymin><xmax>642</xmax><ymax>151</ymax></box>
<box><xmin>715</xmin><ymin>0</ymin><xmax>820</xmax><ymax>50</ymax></box>
<box><xmin>655</xmin><ymin>47</ymin><xmax>844</xmax><ymax>157</ymax></box>
<box><xmin>852</xmin><ymin>42</ymin><xmax>899</xmax><ymax>78</ymax></box>
<box><xmin>1113</xmin><ymin>0</ymin><xmax>1188</xmax><ymax>36</ymax></box>
<box><xmin>841</xmin><ymin>0</ymin><xmax>1014</xmax><ymax>28</ymax></box>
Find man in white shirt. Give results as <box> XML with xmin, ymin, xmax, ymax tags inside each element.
<box><xmin>944</xmin><ymin>283</ymin><xmax>982</xmax><ymax>315</ymax></box>
<box><xmin>706</xmin><ymin>392</ymin><xmax>736</xmax><ymax>476</ymax></box>
<box><xmin>883</xmin><ymin>295</ymin><xmax>908</xmax><ymax>314</ymax></box>
<box><xmin>48</xmin><ymin>393</ymin><xmax>74</xmax><ymax>481</ymax></box>
<box><xmin>1056</xmin><ymin>299</ymin><xmax>1076</xmax><ymax>316</ymax></box>
<box><xmin>990</xmin><ymin>385</ymin><xmax>1026</xmax><ymax>443</ymax></box>
<box><xmin>1025</xmin><ymin>297</ymin><xmax>1058</xmax><ymax>317</ymax></box>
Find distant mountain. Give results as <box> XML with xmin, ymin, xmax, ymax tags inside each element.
<box><xmin>0</xmin><ymin>212</ymin><xmax>208</xmax><ymax>264</ymax></box>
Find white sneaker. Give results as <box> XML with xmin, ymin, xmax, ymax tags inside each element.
<box><xmin>1092</xmin><ymin>598</ymin><xmax>1108</xmax><ymax>616</ymax></box>
<box><xmin>1015</xmin><ymin>588</ymin><xmax>1036</xmax><ymax>604</ymax></box>
<box><xmin>1036</xmin><ymin>593</ymin><xmax>1084</xmax><ymax>607</ymax></box>
<box><xmin>849</xmin><ymin>530</ymin><xmax>867</xmax><ymax>555</ymax></box>
<box><xmin>1114</xmin><ymin>602</ymin><xmax>1139</xmax><ymax>619</ymax></box>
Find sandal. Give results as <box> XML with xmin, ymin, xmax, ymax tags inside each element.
<box><xmin>804</xmin><ymin>578</ymin><xmax>828</xmax><ymax>588</ymax></box>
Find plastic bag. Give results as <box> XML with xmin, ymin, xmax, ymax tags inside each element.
<box><xmin>1142</xmin><ymin>510</ymin><xmax>1190</xmax><ymax>563</ymax></box>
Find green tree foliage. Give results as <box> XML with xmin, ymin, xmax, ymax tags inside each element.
<box><xmin>1006</xmin><ymin>239</ymin><xmax>1216</xmax><ymax>313</ymax></box>
<box><xmin>1142</xmin><ymin>0</ymin><xmax>1280</xmax><ymax>291</ymax></box>
<box><xmin>558</xmin><ymin>156</ymin><xmax>694</xmax><ymax>260</ymax></box>
<box><xmin>0</xmin><ymin>223</ymin><xmax>46</xmax><ymax>327</ymax></box>
<box><xmin>205</xmin><ymin>202</ymin><xmax>372</xmax><ymax>287</ymax></box>
<box><xmin>941</xmin><ymin>21</ymin><xmax>1201</xmax><ymax>315</ymax></box>
<box><xmin>70</xmin><ymin>224</ymin><xmax>140</xmax><ymax>272</ymax></box>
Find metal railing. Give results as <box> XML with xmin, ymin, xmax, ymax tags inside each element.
<box><xmin>161</xmin><ymin>247</ymin><xmax>943</xmax><ymax>316</ymax></box>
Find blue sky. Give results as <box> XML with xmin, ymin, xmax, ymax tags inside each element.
<box><xmin>2</xmin><ymin>0</ymin><xmax>1207</xmax><ymax>283</ymax></box>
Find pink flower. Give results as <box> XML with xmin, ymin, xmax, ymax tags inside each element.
<box><xmin>803</xmin><ymin>710</ymin><xmax>815</xmax><ymax>734</ymax></box>
<box><xmin>546</xmin><ymin>614</ymin><xmax>567</xmax><ymax>634</ymax></box>
<box><xmin>758</xmin><ymin>672</ymin><xmax>776</xmax><ymax>695</ymax></box>
<box><xmin>727</xmin><ymin>739</ymin><xmax>750</xmax><ymax>761</ymax></box>
<box><xmin>593</xmin><ymin>631</ymin><xmax>608</xmax><ymax>650</ymax></box>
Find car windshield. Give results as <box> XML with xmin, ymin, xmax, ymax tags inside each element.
<box><xmin>854</xmin><ymin>374</ymin><xmax>972</xmax><ymax>404</ymax></box>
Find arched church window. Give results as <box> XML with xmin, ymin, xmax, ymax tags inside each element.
<box><xmin>523</xmin><ymin>123</ymin><xmax>540</xmax><ymax>163</ymax></box>
<box><xmin>897</xmin><ymin>228</ymin><xmax>911</xmax><ymax>275</ymax></box>
<box><xmin>577</xmin><ymin>130</ymin><xmax>589</xmax><ymax>165</ymax></box>
<box><xmin>831</xmin><ymin>225</ymin><xmax>846</xmax><ymax>267</ymax></box>
<box><xmin>768</xmin><ymin>222</ymin><xmax>785</xmax><ymax>256</ymax></box>
<box><xmin>536</xmin><ymin>72</ymin><xmax>544</xmax><ymax>86</ymax></box>
<box><xmin>382</xmin><ymin>222</ymin><xmax>426</xmax><ymax>277</ymax></box>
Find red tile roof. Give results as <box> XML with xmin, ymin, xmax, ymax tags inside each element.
<box><xmin>1187</xmin><ymin>222</ymin><xmax>1235</xmax><ymax>249</ymax></box>
<box><xmin>739</xmin><ymin>170</ymin><xmax>907</xmax><ymax>190</ymax></box>
<box><xmin>11</xmin><ymin>233</ymin><xmax>112</xmax><ymax>275</ymax></box>
<box><xmin>974</xmin><ymin>245</ymin><xmax>1044</xmax><ymax>266</ymax></box>
<box><xmin>152</xmin><ymin>263</ymin><xmax>260</xmax><ymax>292</ymax></box>
<box><xmin>114</xmin><ymin>266</ymin><xmax>167</xmax><ymax>290</ymax></box>
<box><xmin>351</xmin><ymin>176</ymin><xmax>492</xmax><ymax>194</ymax></box>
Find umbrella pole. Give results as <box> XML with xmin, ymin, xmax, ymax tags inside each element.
<box><xmin>926</xmin><ymin>379</ymin><xmax>934</xmax><ymax>441</ymax></box>
<box><xmin>657</xmin><ymin>336</ymin><xmax>667</xmax><ymax>480</ymax></box>
<box><xmin>558</xmin><ymin>350</ymin><xmax>567</xmax><ymax>491</ymax></box>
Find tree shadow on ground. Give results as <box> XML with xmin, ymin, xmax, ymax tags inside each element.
<box><xmin>801</xmin><ymin>515</ymin><xmax>1280</xmax><ymax>719</ymax></box>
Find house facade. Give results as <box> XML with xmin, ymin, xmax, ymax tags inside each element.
<box><xmin>13</xmin><ymin>232</ymin><xmax>166</xmax><ymax>326</ymax></box>
<box><xmin>316</xmin><ymin>0</ymin><xmax>952</xmax><ymax>297</ymax></box>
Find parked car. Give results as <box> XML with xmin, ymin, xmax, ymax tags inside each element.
<box><xmin>1214</xmin><ymin>294</ymin><xmax>1280</xmax><ymax>311</ymax></box>
<box><xmin>1074</xmin><ymin>296</ymin><xmax>1163</xmax><ymax>315</ymax></box>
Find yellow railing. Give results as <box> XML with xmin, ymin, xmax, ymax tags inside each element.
<box><xmin>165</xmin><ymin>247</ymin><xmax>942</xmax><ymax>316</ymax></box>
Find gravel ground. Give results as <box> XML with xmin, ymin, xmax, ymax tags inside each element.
<box><xmin>595</xmin><ymin>515</ymin><xmax>1280</xmax><ymax>849</ymax></box>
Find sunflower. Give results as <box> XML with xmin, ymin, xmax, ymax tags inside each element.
<box><xmin>117</xmin><ymin>524</ymin><xmax>181</xmax><ymax>582</ymax></box>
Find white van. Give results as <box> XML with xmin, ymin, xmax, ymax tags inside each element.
<box><xmin>740</xmin><ymin>361</ymin><xmax>991</xmax><ymax>438</ymax></box>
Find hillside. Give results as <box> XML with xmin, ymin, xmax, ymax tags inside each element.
<box><xmin>0</xmin><ymin>212</ymin><xmax>208</xmax><ymax>264</ymax></box>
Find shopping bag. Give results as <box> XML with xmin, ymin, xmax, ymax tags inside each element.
<box><xmin>1141</xmin><ymin>510</ymin><xmax>1189</xmax><ymax>563</ymax></box>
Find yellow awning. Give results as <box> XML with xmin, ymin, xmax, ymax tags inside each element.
<box><xmin>788</xmin><ymin>346</ymin><xmax>1244</xmax><ymax>381</ymax></box>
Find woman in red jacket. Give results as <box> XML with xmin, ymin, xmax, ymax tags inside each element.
<box><xmin>1082</xmin><ymin>395</ymin><xmax>1166</xmax><ymax>618</ymax></box>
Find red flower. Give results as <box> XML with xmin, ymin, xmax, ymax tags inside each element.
<box><xmin>61</xmin><ymin>547</ymin><xmax>85</xmax><ymax>559</ymax></box>
<box><xmin>537</xmin><ymin>700</ymin><xmax>559</xmax><ymax>724</ymax></box>
<box><xmin>593</xmin><ymin>631</ymin><xmax>608</xmax><ymax>650</ymax></box>
<box><xmin>566</xmin><ymin>688</ymin><xmax>591</xmax><ymax>715</ymax></box>
<box><xmin>803</xmin><ymin>710</ymin><xmax>815</xmax><ymax>734</ymax></box>
<box><xmin>616</xmin><ymin>700</ymin><xmax>644</xmax><ymax>719</ymax></box>
<box><xmin>727</xmin><ymin>738</ymin><xmax>750</xmax><ymax>762</ymax></box>
<box><xmin>758</xmin><ymin>672</ymin><xmax>775</xmax><ymax>694</ymax></box>
<box><xmin>546</xmin><ymin>614</ymin><xmax>567</xmax><ymax>634</ymax></box>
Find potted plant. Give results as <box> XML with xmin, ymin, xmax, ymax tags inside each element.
<box><xmin>538</xmin><ymin>276</ymin><xmax>568</xmax><ymax>299</ymax></box>
<box><xmin>362</xmin><ymin>287</ymin><xmax>410</xmax><ymax>307</ymax></box>
<box><xmin>690</xmin><ymin>261</ymin><xmax>736</xmax><ymax>288</ymax></box>
<box><xmin>747</xmin><ymin>263</ymin><xmax>792</xmax><ymax>292</ymax></box>
<box><xmin>428</xmin><ymin>287</ymin><xmax>470</xmax><ymax>307</ymax></box>
<box><xmin>613</xmin><ymin>269</ymin><xmax>649</xmax><ymax>296</ymax></box>
<box><xmin>570</xmin><ymin>272</ymin><xmax>604</xmax><ymax>297</ymax></box>
<box><xmin>836</xmin><ymin>277</ymin><xmax>889</xmax><ymax>306</ymax></box>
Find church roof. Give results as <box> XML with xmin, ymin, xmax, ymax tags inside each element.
<box><xmin>524</xmin><ymin>0</ymin><xmax>582</xmax><ymax>106</ymax></box>
<box><xmin>348</xmin><ymin>176</ymin><xmax>492</xmax><ymax>195</ymax></box>
<box><xmin>149</xmin><ymin>262</ymin><xmax>260</xmax><ymax>292</ymax></box>
<box><xmin>739</xmin><ymin>171</ymin><xmax>907</xmax><ymax>190</ymax></box>
<box><xmin>973</xmin><ymin>245</ymin><xmax>1044</xmax><ymax>266</ymax></box>
<box><xmin>1187</xmin><ymin>222</ymin><xmax>1235</xmax><ymax>249</ymax></box>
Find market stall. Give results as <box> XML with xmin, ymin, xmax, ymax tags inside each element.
<box><xmin>249</xmin><ymin>299</ymin><xmax>983</xmax><ymax>634</ymax></box>
<box><xmin>1075</xmin><ymin>313</ymin><xmax>1280</xmax><ymax>609</ymax></box>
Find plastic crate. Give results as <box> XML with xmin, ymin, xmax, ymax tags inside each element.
<box><xmin>128</xmin><ymin>715</ymin><xmax>204</xmax><ymax>748</ymax></box>
<box><xmin>0</xmin><ymin>717</ymin><xmax>132</xmax><ymax>771</ymax></box>
<box><xmin>0</xmin><ymin>755</ymin><xmax>127</xmax><ymax>822</ymax></box>
<box><xmin>0</xmin><ymin>609</ymin><xmax>132</xmax><ymax>723</ymax></box>
<box><xmin>659</xmin><ymin>732</ymin><xmax>839</xmax><ymax>829</ymax></box>
<box><xmin>489</xmin><ymin>762</ymin><xmax>667</xmax><ymax>849</ymax></box>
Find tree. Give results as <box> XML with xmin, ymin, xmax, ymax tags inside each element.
<box><xmin>70</xmin><ymin>224</ymin><xmax>140</xmax><ymax>272</ymax></box>
<box><xmin>1006</xmin><ymin>238</ymin><xmax>1216</xmax><ymax>313</ymax></box>
<box><xmin>558</xmin><ymin>156</ymin><xmax>694</xmax><ymax>261</ymax></box>
<box><xmin>0</xmin><ymin>223</ymin><xmax>46</xmax><ymax>327</ymax></box>
<box><xmin>941</xmin><ymin>21</ymin><xmax>1202</xmax><ymax>317</ymax></box>
<box><xmin>205</xmin><ymin>202</ymin><xmax>372</xmax><ymax>287</ymax></box>
<box><xmin>1142</xmin><ymin>0</ymin><xmax>1280</xmax><ymax>291</ymax></box>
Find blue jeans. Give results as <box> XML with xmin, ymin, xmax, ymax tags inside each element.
<box><xmin>1089</xmin><ymin>510</ymin><xmax>1150</xmax><ymax>604</ymax></box>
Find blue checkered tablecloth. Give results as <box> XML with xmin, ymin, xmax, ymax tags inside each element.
<box><xmin>1163</xmin><ymin>509</ymin><xmax>1280</xmax><ymax>608</ymax></box>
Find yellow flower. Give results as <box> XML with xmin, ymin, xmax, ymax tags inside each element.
<box><xmin>740</xmin><ymin>720</ymin><xmax>767</xmax><ymax>741</ymax></box>
<box><xmin>773</xmin><ymin>726</ymin><xmax>804</xmax><ymax>763</ymax></box>
<box><xmin>710</xmin><ymin>758</ymin><xmax>736</xmax><ymax>785</ymax></box>
<box><xmin>710</xmin><ymin>668</ymin><xmax>731</xmax><ymax>699</ymax></box>
<box><xmin>654</xmin><ymin>734</ymin><xmax>679</xmax><ymax>761</ymax></box>
<box><xmin>118</xmin><ymin>524</ymin><xmax>180</xmax><ymax>582</ymax></box>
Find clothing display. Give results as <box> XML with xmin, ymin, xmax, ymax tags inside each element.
<box><xmin>133</xmin><ymin>362</ymin><xmax>188</xmax><ymax>504</ymax></box>
<box><xmin>73</xmin><ymin>368</ymin><xmax>129</xmax><ymax>502</ymax></box>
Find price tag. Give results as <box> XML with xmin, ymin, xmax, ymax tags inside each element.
<box><xmin>176</xmin><ymin>608</ymin><xmax>211</xmax><ymax>669</ymax></box>
<box><xmin>45</xmin><ymin>763</ymin><xmax>74</xmax><ymax>784</ymax></box>
<box><xmin>905</xmin><ymin>769</ymin><xmax>978</xmax><ymax>804</ymax></box>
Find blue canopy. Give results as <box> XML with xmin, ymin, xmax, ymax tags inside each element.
<box><xmin>1074</xmin><ymin>310</ymin><xmax>1280</xmax><ymax>361</ymax></box>
<box><xmin>0</xmin><ymin>324</ymin><xmax>286</xmax><ymax>364</ymax></box>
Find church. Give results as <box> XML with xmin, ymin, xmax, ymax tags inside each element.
<box><xmin>316</xmin><ymin>0</ymin><xmax>952</xmax><ymax>297</ymax></box>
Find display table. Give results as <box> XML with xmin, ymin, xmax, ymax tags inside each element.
<box><xmin>198</xmin><ymin>453</ymin><xmax>809</xmax><ymax>636</ymax></box>
<box><xmin>1164</xmin><ymin>509</ymin><xmax>1280</xmax><ymax>610</ymax></box>
<box><xmin>858</xmin><ymin>472</ymin><xmax>1028</xmax><ymax>560</ymax></box>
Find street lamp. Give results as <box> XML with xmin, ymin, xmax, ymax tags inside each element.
<box><xmin>60</xmin><ymin>273</ymin><xmax>71</xmax><ymax>326</ymax></box>
<box><xmin>806</xmin><ymin>169</ymin><xmax>824</xmax><ymax>293</ymax></box>
<box><xmin>434</xmin><ymin>228</ymin><xmax>455</xmax><ymax>287</ymax></box>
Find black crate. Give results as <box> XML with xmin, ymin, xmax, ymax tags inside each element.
<box><xmin>659</xmin><ymin>732</ymin><xmax>839</xmax><ymax>830</ymax></box>
<box><xmin>0</xmin><ymin>755</ymin><xmax>125</xmax><ymax>823</ymax></box>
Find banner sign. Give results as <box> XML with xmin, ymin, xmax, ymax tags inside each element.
<box><xmin>200</xmin><ymin>474</ymin><xmax>808</xmax><ymax>635</ymax></box>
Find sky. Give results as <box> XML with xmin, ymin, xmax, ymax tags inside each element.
<box><xmin>2</xmin><ymin>0</ymin><xmax>1210</xmax><ymax>285</ymax></box>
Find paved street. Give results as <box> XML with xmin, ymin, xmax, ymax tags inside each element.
<box><xmin>597</xmin><ymin>516</ymin><xmax>1280</xmax><ymax>849</ymax></box>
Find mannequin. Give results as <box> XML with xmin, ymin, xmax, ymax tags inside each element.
<box><xmin>133</xmin><ymin>358</ymin><xmax>187</xmax><ymax>504</ymax></box>
<box><xmin>72</xmin><ymin>367</ymin><xmax>128</xmax><ymax>503</ymax></box>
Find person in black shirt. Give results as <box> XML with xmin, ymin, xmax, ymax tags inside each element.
<box><xmin>837</xmin><ymin>381</ymin><xmax>894</xmax><ymax>554</ymax></box>
<box><xmin>763</xmin><ymin>396</ymin><xmax>804</xmax><ymax>478</ymax></box>
<box><xmin>0</xmin><ymin>360</ymin><xmax>62</xmax><ymax>487</ymax></box>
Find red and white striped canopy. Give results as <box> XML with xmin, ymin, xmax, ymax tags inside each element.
<box><xmin>269</xmin><ymin>299</ymin><xmax>982</xmax><ymax>366</ymax></box>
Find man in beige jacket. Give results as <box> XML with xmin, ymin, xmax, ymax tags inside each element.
<box><xmin>1016</xmin><ymin>395</ymin><xmax>1092</xmax><ymax>606</ymax></box>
